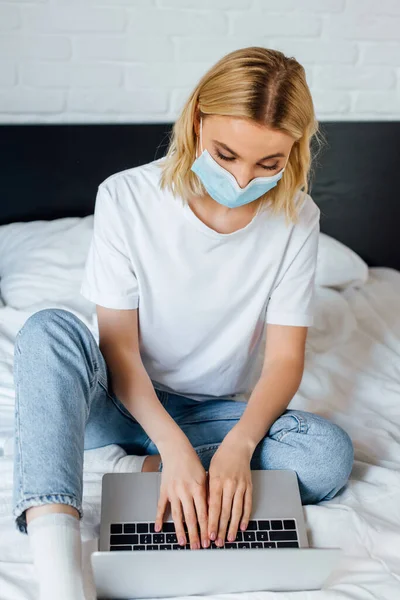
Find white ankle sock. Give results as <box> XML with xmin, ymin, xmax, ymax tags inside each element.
<box><xmin>27</xmin><ymin>512</ymin><xmax>96</xmax><ymax>600</ymax></box>
<box><xmin>83</xmin><ymin>444</ymin><xmax>148</xmax><ymax>474</ymax></box>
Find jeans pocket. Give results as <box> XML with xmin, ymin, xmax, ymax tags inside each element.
<box><xmin>268</xmin><ymin>410</ymin><xmax>308</xmax><ymax>441</ymax></box>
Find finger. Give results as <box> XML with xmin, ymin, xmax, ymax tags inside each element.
<box><xmin>170</xmin><ymin>496</ymin><xmax>186</xmax><ymax>546</ymax></box>
<box><xmin>208</xmin><ymin>477</ymin><xmax>223</xmax><ymax>542</ymax></box>
<box><xmin>240</xmin><ymin>483</ymin><xmax>253</xmax><ymax>531</ymax></box>
<box><xmin>181</xmin><ymin>493</ymin><xmax>201</xmax><ymax>550</ymax></box>
<box><xmin>216</xmin><ymin>481</ymin><xmax>235</xmax><ymax>546</ymax></box>
<box><xmin>155</xmin><ymin>491</ymin><xmax>167</xmax><ymax>533</ymax></box>
<box><xmin>227</xmin><ymin>484</ymin><xmax>246</xmax><ymax>542</ymax></box>
<box><xmin>193</xmin><ymin>484</ymin><xmax>210</xmax><ymax>549</ymax></box>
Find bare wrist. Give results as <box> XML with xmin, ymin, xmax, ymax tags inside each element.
<box><xmin>156</xmin><ymin>430</ymin><xmax>191</xmax><ymax>457</ymax></box>
<box><xmin>224</xmin><ymin>426</ymin><xmax>258</xmax><ymax>455</ymax></box>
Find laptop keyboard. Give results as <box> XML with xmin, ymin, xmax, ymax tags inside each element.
<box><xmin>109</xmin><ymin>518</ymin><xmax>299</xmax><ymax>551</ymax></box>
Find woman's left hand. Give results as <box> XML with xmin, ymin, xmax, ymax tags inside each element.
<box><xmin>207</xmin><ymin>431</ymin><xmax>254</xmax><ymax>547</ymax></box>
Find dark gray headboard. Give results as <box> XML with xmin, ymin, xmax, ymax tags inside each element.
<box><xmin>1</xmin><ymin>122</ymin><xmax>399</xmax><ymax>269</ymax></box>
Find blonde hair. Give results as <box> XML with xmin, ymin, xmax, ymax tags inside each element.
<box><xmin>159</xmin><ymin>46</ymin><xmax>325</xmax><ymax>225</ymax></box>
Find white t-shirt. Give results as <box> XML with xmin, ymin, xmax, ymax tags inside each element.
<box><xmin>80</xmin><ymin>158</ymin><xmax>320</xmax><ymax>402</ymax></box>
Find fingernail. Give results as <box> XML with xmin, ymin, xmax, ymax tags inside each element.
<box><xmin>155</xmin><ymin>523</ymin><xmax>160</xmax><ymax>532</ymax></box>
<box><xmin>217</xmin><ymin>538</ymin><xmax>223</xmax><ymax>546</ymax></box>
<box><xmin>240</xmin><ymin>523</ymin><xmax>246</xmax><ymax>531</ymax></box>
<box><xmin>228</xmin><ymin>534</ymin><xmax>235</xmax><ymax>542</ymax></box>
<box><xmin>210</xmin><ymin>532</ymin><xmax>216</xmax><ymax>541</ymax></box>
<box><xmin>179</xmin><ymin>536</ymin><xmax>185</xmax><ymax>545</ymax></box>
<box><xmin>202</xmin><ymin>539</ymin><xmax>209</xmax><ymax>548</ymax></box>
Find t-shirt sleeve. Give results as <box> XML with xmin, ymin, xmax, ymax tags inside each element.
<box><xmin>80</xmin><ymin>183</ymin><xmax>140</xmax><ymax>310</ymax></box>
<box><xmin>265</xmin><ymin>209</ymin><xmax>320</xmax><ymax>327</ymax></box>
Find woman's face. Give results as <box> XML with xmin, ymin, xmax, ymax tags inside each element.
<box><xmin>196</xmin><ymin>115</ymin><xmax>295</xmax><ymax>189</ymax></box>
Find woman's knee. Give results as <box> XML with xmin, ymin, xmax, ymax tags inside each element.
<box><xmin>294</xmin><ymin>412</ymin><xmax>354</xmax><ymax>480</ymax></box>
<box><xmin>323</xmin><ymin>421</ymin><xmax>354</xmax><ymax>481</ymax></box>
<box><xmin>15</xmin><ymin>308</ymin><xmax>97</xmax><ymax>365</ymax></box>
<box><xmin>303</xmin><ymin>419</ymin><xmax>354</xmax><ymax>502</ymax></box>
<box><xmin>17</xmin><ymin>308</ymin><xmax>83</xmax><ymax>342</ymax></box>
<box><xmin>14</xmin><ymin>308</ymin><xmax>102</xmax><ymax>407</ymax></box>
<box><xmin>258</xmin><ymin>411</ymin><xmax>354</xmax><ymax>503</ymax></box>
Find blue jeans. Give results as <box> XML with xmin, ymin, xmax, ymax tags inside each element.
<box><xmin>12</xmin><ymin>309</ymin><xmax>354</xmax><ymax>535</ymax></box>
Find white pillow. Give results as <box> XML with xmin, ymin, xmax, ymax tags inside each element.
<box><xmin>316</xmin><ymin>232</ymin><xmax>369</xmax><ymax>290</ymax></box>
<box><xmin>0</xmin><ymin>216</ymin><xmax>94</xmax><ymax>311</ymax></box>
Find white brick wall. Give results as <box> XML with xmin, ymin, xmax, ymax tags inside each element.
<box><xmin>0</xmin><ymin>0</ymin><xmax>399</xmax><ymax>122</ymax></box>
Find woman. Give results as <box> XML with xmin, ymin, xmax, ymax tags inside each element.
<box><xmin>12</xmin><ymin>47</ymin><xmax>354</xmax><ymax>600</ymax></box>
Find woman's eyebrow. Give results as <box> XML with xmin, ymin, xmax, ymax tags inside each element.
<box><xmin>212</xmin><ymin>139</ymin><xmax>285</xmax><ymax>161</ymax></box>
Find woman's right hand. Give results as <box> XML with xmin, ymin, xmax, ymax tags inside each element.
<box><xmin>155</xmin><ymin>441</ymin><xmax>210</xmax><ymax>550</ymax></box>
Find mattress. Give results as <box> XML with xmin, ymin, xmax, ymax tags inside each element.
<box><xmin>0</xmin><ymin>216</ymin><xmax>399</xmax><ymax>599</ymax></box>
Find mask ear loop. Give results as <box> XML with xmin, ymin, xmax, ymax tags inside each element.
<box><xmin>195</xmin><ymin>117</ymin><xmax>203</xmax><ymax>159</ymax></box>
<box><xmin>280</xmin><ymin>152</ymin><xmax>290</xmax><ymax>173</ymax></box>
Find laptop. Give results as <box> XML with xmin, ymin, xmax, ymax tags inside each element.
<box><xmin>91</xmin><ymin>469</ymin><xmax>343</xmax><ymax>598</ymax></box>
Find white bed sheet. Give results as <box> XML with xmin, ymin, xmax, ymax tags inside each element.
<box><xmin>0</xmin><ymin>245</ymin><xmax>400</xmax><ymax>598</ymax></box>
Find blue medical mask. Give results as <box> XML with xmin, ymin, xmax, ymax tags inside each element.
<box><xmin>191</xmin><ymin>117</ymin><xmax>288</xmax><ymax>209</ymax></box>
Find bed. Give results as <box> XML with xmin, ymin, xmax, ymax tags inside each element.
<box><xmin>0</xmin><ymin>122</ymin><xmax>399</xmax><ymax>600</ymax></box>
